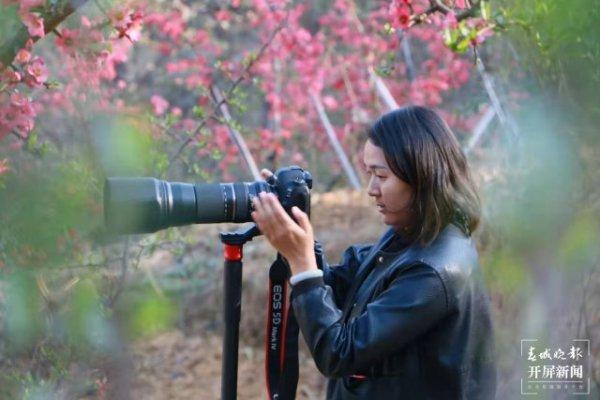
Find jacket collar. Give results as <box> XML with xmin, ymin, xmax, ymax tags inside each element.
<box><xmin>354</xmin><ymin>228</ymin><xmax>397</xmax><ymax>279</ymax></box>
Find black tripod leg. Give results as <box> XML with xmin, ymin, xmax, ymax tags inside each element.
<box><xmin>221</xmin><ymin>248</ymin><xmax>243</xmax><ymax>400</ymax></box>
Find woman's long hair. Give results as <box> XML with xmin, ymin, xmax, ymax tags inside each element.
<box><xmin>367</xmin><ymin>106</ymin><xmax>480</xmax><ymax>245</ymax></box>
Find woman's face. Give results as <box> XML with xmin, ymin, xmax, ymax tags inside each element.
<box><xmin>363</xmin><ymin>140</ymin><xmax>415</xmax><ymax>232</ymax></box>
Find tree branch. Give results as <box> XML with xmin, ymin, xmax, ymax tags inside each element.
<box><xmin>168</xmin><ymin>11</ymin><xmax>289</xmax><ymax>167</ymax></box>
<box><xmin>0</xmin><ymin>0</ymin><xmax>89</xmax><ymax>69</ymax></box>
<box><xmin>412</xmin><ymin>0</ymin><xmax>480</xmax><ymax>27</ymax></box>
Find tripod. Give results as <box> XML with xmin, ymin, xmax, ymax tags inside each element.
<box><xmin>219</xmin><ymin>224</ymin><xmax>261</xmax><ymax>400</ymax></box>
<box><xmin>219</xmin><ymin>222</ymin><xmax>299</xmax><ymax>400</ymax></box>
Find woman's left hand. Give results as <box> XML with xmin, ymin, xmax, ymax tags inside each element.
<box><xmin>251</xmin><ymin>192</ymin><xmax>318</xmax><ymax>275</ymax></box>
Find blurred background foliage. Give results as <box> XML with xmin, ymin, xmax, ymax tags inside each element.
<box><xmin>0</xmin><ymin>0</ymin><xmax>598</xmax><ymax>398</ymax></box>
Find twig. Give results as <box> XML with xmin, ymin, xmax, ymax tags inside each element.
<box><xmin>369</xmin><ymin>67</ymin><xmax>399</xmax><ymax>110</ymax></box>
<box><xmin>10</xmin><ymin>130</ymin><xmax>44</xmax><ymax>158</ymax></box>
<box><xmin>210</xmin><ymin>84</ymin><xmax>261</xmax><ymax>180</ymax></box>
<box><xmin>310</xmin><ymin>91</ymin><xmax>362</xmax><ymax>190</ymax></box>
<box><xmin>412</xmin><ymin>0</ymin><xmax>480</xmax><ymax>27</ymax></box>
<box><xmin>400</xmin><ymin>31</ymin><xmax>416</xmax><ymax>82</ymax></box>
<box><xmin>0</xmin><ymin>0</ymin><xmax>89</xmax><ymax>68</ymax></box>
<box><xmin>464</xmin><ymin>106</ymin><xmax>496</xmax><ymax>155</ymax></box>
<box><xmin>434</xmin><ymin>0</ymin><xmax>453</xmax><ymax>13</ymax></box>
<box><xmin>106</xmin><ymin>236</ymin><xmax>130</xmax><ymax>308</ymax></box>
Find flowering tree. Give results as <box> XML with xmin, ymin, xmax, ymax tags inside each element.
<box><xmin>0</xmin><ymin>0</ymin><xmax>500</xmax><ymax>397</ymax></box>
<box><xmin>0</xmin><ymin>0</ymin><xmax>496</xmax><ymax>179</ymax></box>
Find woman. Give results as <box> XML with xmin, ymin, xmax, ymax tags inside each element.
<box><xmin>251</xmin><ymin>106</ymin><xmax>497</xmax><ymax>399</ymax></box>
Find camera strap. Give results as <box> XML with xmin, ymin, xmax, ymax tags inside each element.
<box><xmin>265</xmin><ymin>254</ymin><xmax>299</xmax><ymax>400</ymax></box>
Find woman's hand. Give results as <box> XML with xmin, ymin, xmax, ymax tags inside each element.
<box><xmin>251</xmin><ymin>169</ymin><xmax>318</xmax><ymax>276</ymax></box>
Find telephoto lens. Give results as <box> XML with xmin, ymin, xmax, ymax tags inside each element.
<box><xmin>104</xmin><ymin>178</ymin><xmax>271</xmax><ymax>234</ymax></box>
<box><xmin>104</xmin><ymin>166</ymin><xmax>311</xmax><ymax>234</ymax></box>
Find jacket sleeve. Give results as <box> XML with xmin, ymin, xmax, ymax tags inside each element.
<box><xmin>290</xmin><ymin>262</ymin><xmax>449</xmax><ymax>378</ymax></box>
<box><xmin>314</xmin><ymin>241</ymin><xmax>373</xmax><ymax>308</ymax></box>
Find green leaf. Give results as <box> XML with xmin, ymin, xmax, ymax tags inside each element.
<box><xmin>128</xmin><ymin>292</ymin><xmax>175</xmax><ymax>338</ymax></box>
<box><xmin>192</xmin><ymin>105</ymin><xmax>205</xmax><ymax>118</ymax></box>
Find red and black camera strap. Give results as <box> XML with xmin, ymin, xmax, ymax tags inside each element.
<box><xmin>265</xmin><ymin>254</ymin><xmax>299</xmax><ymax>400</ymax></box>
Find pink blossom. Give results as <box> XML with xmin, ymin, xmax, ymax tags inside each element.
<box><xmin>473</xmin><ymin>27</ymin><xmax>494</xmax><ymax>45</ymax></box>
<box><xmin>291</xmin><ymin>152</ymin><xmax>304</xmax><ymax>164</ymax></box>
<box><xmin>215</xmin><ymin>10</ymin><xmax>232</xmax><ymax>22</ymax></box>
<box><xmin>55</xmin><ymin>28</ymin><xmax>78</xmax><ymax>51</ymax></box>
<box><xmin>24</xmin><ymin>56</ymin><xmax>48</xmax><ymax>86</ymax></box>
<box><xmin>124</xmin><ymin>22</ymin><xmax>142</xmax><ymax>42</ymax></box>
<box><xmin>118</xmin><ymin>10</ymin><xmax>143</xmax><ymax>42</ymax></box>
<box><xmin>456</xmin><ymin>0</ymin><xmax>467</xmax><ymax>9</ymax></box>
<box><xmin>110</xmin><ymin>7</ymin><xmax>132</xmax><ymax>31</ymax></box>
<box><xmin>389</xmin><ymin>1</ymin><xmax>411</xmax><ymax>29</ymax></box>
<box><xmin>19</xmin><ymin>0</ymin><xmax>44</xmax><ymax>13</ymax></box>
<box><xmin>194</xmin><ymin>30</ymin><xmax>209</xmax><ymax>44</ymax></box>
<box><xmin>443</xmin><ymin>12</ymin><xmax>458</xmax><ymax>29</ymax></box>
<box><xmin>1</xmin><ymin>69</ymin><xmax>21</xmax><ymax>85</ymax></box>
<box><xmin>322</xmin><ymin>95</ymin><xmax>338</xmax><ymax>110</ymax></box>
<box><xmin>21</xmin><ymin>13</ymin><xmax>45</xmax><ymax>38</ymax></box>
<box><xmin>150</xmin><ymin>95</ymin><xmax>169</xmax><ymax>115</ymax></box>
<box><xmin>152</xmin><ymin>11</ymin><xmax>185</xmax><ymax>41</ymax></box>
<box><xmin>0</xmin><ymin>92</ymin><xmax>36</xmax><ymax>137</ymax></box>
<box><xmin>260</xmin><ymin>129</ymin><xmax>273</xmax><ymax>143</ymax></box>
<box><xmin>80</xmin><ymin>16</ymin><xmax>92</xmax><ymax>28</ymax></box>
<box><xmin>14</xmin><ymin>49</ymin><xmax>31</xmax><ymax>64</ymax></box>
<box><xmin>0</xmin><ymin>159</ymin><xmax>10</xmax><ymax>175</ymax></box>
<box><xmin>280</xmin><ymin>129</ymin><xmax>292</xmax><ymax>139</ymax></box>
<box><xmin>10</xmin><ymin>92</ymin><xmax>29</xmax><ymax>108</ymax></box>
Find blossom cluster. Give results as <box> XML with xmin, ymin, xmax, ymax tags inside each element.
<box><xmin>0</xmin><ymin>0</ymin><xmax>496</xmax><ymax>178</ymax></box>
<box><xmin>0</xmin><ymin>40</ymin><xmax>47</xmax><ymax>140</ymax></box>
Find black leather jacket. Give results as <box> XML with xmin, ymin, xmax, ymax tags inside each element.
<box><xmin>290</xmin><ymin>224</ymin><xmax>497</xmax><ymax>399</ymax></box>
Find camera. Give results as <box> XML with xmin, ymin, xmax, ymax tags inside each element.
<box><xmin>104</xmin><ymin>166</ymin><xmax>312</xmax><ymax>234</ymax></box>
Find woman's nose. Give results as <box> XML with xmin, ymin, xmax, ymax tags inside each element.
<box><xmin>367</xmin><ymin>178</ymin><xmax>380</xmax><ymax>197</ymax></box>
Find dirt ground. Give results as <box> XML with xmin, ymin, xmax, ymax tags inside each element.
<box><xmin>131</xmin><ymin>331</ymin><xmax>327</xmax><ymax>400</ymax></box>
<box><xmin>130</xmin><ymin>190</ymin><xmax>382</xmax><ymax>400</ymax></box>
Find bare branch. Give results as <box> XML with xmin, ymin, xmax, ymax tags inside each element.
<box><xmin>105</xmin><ymin>236</ymin><xmax>131</xmax><ymax>308</ymax></box>
<box><xmin>411</xmin><ymin>0</ymin><xmax>480</xmax><ymax>28</ymax></box>
<box><xmin>210</xmin><ymin>85</ymin><xmax>261</xmax><ymax>180</ymax></box>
